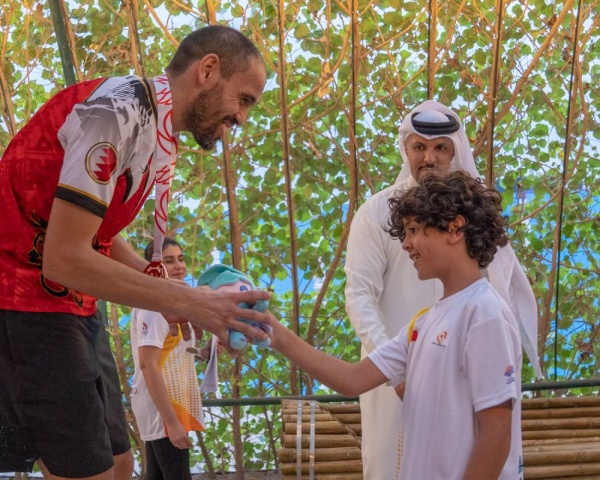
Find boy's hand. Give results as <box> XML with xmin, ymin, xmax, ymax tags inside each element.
<box><xmin>394</xmin><ymin>382</ymin><xmax>406</xmax><ymax>401</ymax></box>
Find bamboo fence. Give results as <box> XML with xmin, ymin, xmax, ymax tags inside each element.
<box><xmin>522</xmin><ymin>396</ymin><xmax>600</xmax><ymax>479</ymax></box>
<box><xmin>278</xmin><ymin>396</ymin><xmax>600</xmax><ymax>479</ymax></box>
<box><xmin>278</xmin><ymin>400</ymin><xmax>363</xmax><ymax>480</ymax></box>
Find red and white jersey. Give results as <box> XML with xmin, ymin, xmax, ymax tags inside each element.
<box><xmin>0</xmin><ymin>76</ymin><xmax>160</xmax><ymax>315</ymax></box>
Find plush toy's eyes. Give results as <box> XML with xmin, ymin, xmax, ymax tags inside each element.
<box><xmin>240</xmin><ymin>285</ymin><xmax>249</xmax><ymax>292</ymax></box>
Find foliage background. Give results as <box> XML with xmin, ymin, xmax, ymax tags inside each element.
<box><xmin>1</xmin><ymin>0</ymin><xmax>599</xmax><ymax>477</ymax></box>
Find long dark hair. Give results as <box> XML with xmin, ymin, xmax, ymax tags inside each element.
<box><xmin>143</xmin><ymin>237</ymin><xmax>182</xmax><ymax>262</ymax></box>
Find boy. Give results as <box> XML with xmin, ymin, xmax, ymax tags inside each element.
<box><xmin>269</xmin><ymin>171</ymin><xmax>523</xmax><ymax>480</ymax></box>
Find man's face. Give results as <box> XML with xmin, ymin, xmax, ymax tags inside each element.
<box><xmin>404</xmin><ymin>134</ymin><xmax>455</xmax><ymax>182</ymax></box>
<box><xmin>183</xmin><ymin>58</ymin><xmax>266</xmax><ymax>150</ymax></box>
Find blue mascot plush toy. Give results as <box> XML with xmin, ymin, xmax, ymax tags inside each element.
<box><xmin>198</xmin><ymin>264</ymin><xmax>271</xmax><ymax>351</ymax></box>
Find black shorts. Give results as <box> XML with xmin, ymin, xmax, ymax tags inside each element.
<box><xmin>0</xmin><ymin>310</ymin><xmax>131</xmax><ymax>477</ymax></box>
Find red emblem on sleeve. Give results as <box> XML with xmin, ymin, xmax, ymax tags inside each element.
<box><xmin>86</xmin><ymin>142</ymin><xmax>118</xmax><ymax>184</ymax></box>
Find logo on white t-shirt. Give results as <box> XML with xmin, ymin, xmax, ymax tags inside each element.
<box><xmin>432</xmin><ymin>330</ymin><xmax>447</xmax><ymax>347</ymax></box>
<box><xmin>141</xmin><ymin>321</ymin><xmax>149</xmax><ymax>336</ymax></box>
<box><xmin>504</xmin><ymin>365</ymin><xmax>516</xmax><ymax>384</ymax></box>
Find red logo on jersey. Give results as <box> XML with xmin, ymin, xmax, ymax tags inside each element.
<box><xmin>86</xmin><ymin>142</ymin><xmax>118</xmax><ymax>184</ymax></box>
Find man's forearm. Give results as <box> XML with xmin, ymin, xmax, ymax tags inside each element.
<box><xmin>43</xmin><ymin>199</ymin><xmax>273</xmax><ymax>348</ymax></box>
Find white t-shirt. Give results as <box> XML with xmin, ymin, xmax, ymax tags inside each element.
<box><xmin>369</xmin><ymin>278</ymin><xmax>523</xmax><ymax>480</ymax></box>
<box><xmin>130</xmin><ymin>309</ymin><xmax>205</xmax><ymax>441</ymax></box>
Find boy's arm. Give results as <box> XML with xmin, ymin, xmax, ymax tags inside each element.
<box><xmin>138</xmin><ymin>345</ymin><xmax>193</xmax><ymax>449</ymax></box>
<box><xmin>270</xmin><ymin>316</ymin><xmax>388</xmax><ymax>397</ymax></box>
<box><xmin>462</xmin><ymin>400</ymin><xmax>513</xmax><ymax>480</ymax></box>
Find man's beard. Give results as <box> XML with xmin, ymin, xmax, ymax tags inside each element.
<box><xmin>183</xmin><ymin>84</ymin><xmax>228</xmax><ymax>151</ymax></box>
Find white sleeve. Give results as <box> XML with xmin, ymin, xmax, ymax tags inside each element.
<box><xmin>133</xmin><ymin>309</ymin><xmax>170</xmax><ymax>349</ymax></box>
<box><xmin>345</xmin><ymin>200</ymin><xmax>390</xmax><ymax>352</ymax></box>
<box><xmin>507</xmin><ymin>248</ymin><xmax>542</xmax><ymax>379</ymax></box>
<box><xmin>56</xmin><ymin>95</ymin><xmax>142</xmax><ymax>217</ymax></box>
<box><xmin>368</xmin><ymin>325</ymin><xmax>409</xmax><ymax>383</ymax></box>
<box><xmin>489</xmin><ymin>243</ymin><xmax>542</xmax><ymax>379</ymax></box>
<box><xmin>465</xmin><ymin>315</ymin><xmax>520</xmax><ymax>412</ymax></box>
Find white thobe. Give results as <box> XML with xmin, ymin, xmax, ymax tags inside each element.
<box><xmin>345</xmin><ymin>99</ymin><xmax>540</xmax><ymax>480</ymax></box>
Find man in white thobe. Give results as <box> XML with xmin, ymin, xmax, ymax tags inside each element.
<box><xmin>344</xmin><ymin>100</ymin><xmax>542</xmax><ymax>480</ymax></box>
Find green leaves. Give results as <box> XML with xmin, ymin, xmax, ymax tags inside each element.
<box><xmin>2</xmin><ymin>0</ymin><xmax>599</xmax><ymax>472</ymax></box>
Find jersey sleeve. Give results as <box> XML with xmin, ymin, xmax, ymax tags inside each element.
<box><xmin>133</xmin><ymin>309</ymin><xmax>170</xmax><ymax>349</ymax></box>
<box><xmin>465</xmin><ymin>315</ymin><xmax>521</xmax><ymax>412</ymax></box>
<box><xmin>55</xmin><ymin>95</ymin><xmax>142</xmax><ymax>217</ymax></box>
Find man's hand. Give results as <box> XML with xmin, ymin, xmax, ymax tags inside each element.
<box><xmin>191</xmin><ymin>323</ymin><xmax>204</xmax><ymax>344</ymax></box>
<box><xmin>163</xmin><ymin>313</ymin><xmax>193</xmax><ymax>339</ymax></box>
<box><xmin>165</xmin><ymin>286</ymin><xmax>273</xmax><ymax>353</ymax></box>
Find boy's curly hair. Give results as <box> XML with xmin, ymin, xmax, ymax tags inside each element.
<box><xmin>387</xmin><ymin>171</ymin><xmax>509</xmax><ymax>268</ymax></box>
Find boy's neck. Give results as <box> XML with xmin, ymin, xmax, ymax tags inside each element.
<box><xmin>440</xmin><ymin>262</ymin><xmax>483</xmax><ymax>299</ymax></box>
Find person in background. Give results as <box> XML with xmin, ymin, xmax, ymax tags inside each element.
<box><xmin>344</xmin><ymin>100</ymin><xmax>541</xmax><ymax>479</ymax></box>
<box><xmin>0</xmin><ymin>24</ymin><xmax>270</xmax><ymax>480</ymax></box>
<box><xmin>271</xmin><ymin>171</ymin><xmax>524</xmax><ymax>480</ymax></box>
<box><xmin>130</xmin><ymin>237</ymin><xmax>218</xmax><ymax>480</ymax></box>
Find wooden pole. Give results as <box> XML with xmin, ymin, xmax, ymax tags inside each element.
<box><xmin>277</xmin><ymin>0</ymin><xmax>301</xmax><ymax>395</ymax></box>
<box><xmin>47</xmin><ymin>0</ymin><xmax>77</xmax><ymax>86</ymax></box>
<box><xmin>485</xmin><ymin>0</ymin><xmax>504</xmax><ymax>187</ymax></box>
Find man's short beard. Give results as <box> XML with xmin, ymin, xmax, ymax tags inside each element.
<box><xmin>193</xmin><ymin>128</ymin><xmax>217</xmax><ymax>151</ymax></box>
<box><xmin>183</xmin><ymin>86</ymin><xmax>223</xmax><ymax>151</ymax></box>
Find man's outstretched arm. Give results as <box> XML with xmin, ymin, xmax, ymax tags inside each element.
<box><xmin>43</xmin><ymin>198</ymin><xmax>271</xmax><ymax>351</ymax></box>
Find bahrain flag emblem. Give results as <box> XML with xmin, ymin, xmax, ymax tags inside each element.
<box><xmin>86</xmin><ymin>142</ymin><xmax>118</xmax><ymax>184</ymax></box>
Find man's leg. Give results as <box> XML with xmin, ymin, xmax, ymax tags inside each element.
<box><xmin>94</xmin><ymin>310</ymin><xmax>133</xmax><ymax>480</ymax></box>
<box><xmin>39</xmin><ymin>452</ymin><xmax>132</xmax><ymax>480</ymax></box>
<box><xmin>0</xmin><ymin>311</ymin><xmax>38</xmax><ymax>473</ymax></box>
<box><xmin>6</xmin><ymin>312</ymin><xmax>126</xmax><ymax>478</ymax></box>
<box><xmin>113</xmin><ymin>451</ymin><xmax>134</xmax><ymax>480</ymax></box>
